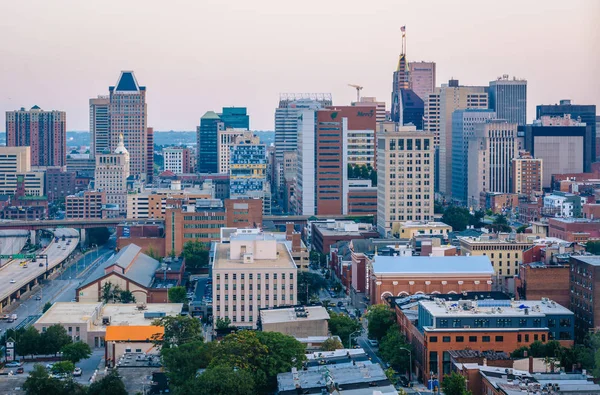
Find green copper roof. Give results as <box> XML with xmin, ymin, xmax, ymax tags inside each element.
<box><xmin>201</xmin><ymin>111</ymin><xmax>221</xmax><ymax>120</ymax></box>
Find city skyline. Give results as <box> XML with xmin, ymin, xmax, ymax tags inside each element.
<box><xmin>0</xmin><ymin>0</ymin><xmax>598</xmax><ymax>131</ymax></box>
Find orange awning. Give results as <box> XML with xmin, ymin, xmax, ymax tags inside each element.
<box><xmin>105</xmin><ymin>325</ymin><xmax>164</xmax><ymax>342</ymax></box>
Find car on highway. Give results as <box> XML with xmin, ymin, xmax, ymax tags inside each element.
<box><xmin>9</xmin><ymin>279</ymin><xmax>16</xmax><ymax>284</ymax></box>
<box><xmin>73</xmin><ymin>367</ymin><xmax>82</xmax><ymax>377</ymax></box>
<box><xmin>39</xmin><ymin>262</ymin><xmax>44</xmax><ymax>267</ymax></box>
<box><xmin>5</xmin><ymin>361</ymin><xmax>23</xmax><ymax>368</ymax></box>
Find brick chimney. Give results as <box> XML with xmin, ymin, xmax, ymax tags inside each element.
<box><xmin>528</xmin><ymin>356</ymin><xmax>534</xmax><ymax>373</ymax></box>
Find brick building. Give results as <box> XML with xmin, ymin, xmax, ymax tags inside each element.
<box><xmin>346</xmin><ymin>183</ymin><xmax>377</xmax><ymax>218</ymax></box>
<box><xmin>569</xmin><ymin>255</ymin><xmax>600</xmax><ymax>339</ymax></box>
<box><xmin>45</xmin><ymin>168</ymin><xmax>77</xmax><ymax>203</ymax></box>
<box><xmin>311</xmin><ymin>220</ymin><xmax>378</xmax><ymax>254</ymax></box>
<box><xmin>548</xmin><ymin>218</ymin><xmax>600</xmax><ymax>242</ymax></box>
<box><xmin>511</xmin><ymin>151</ymin><xmax>543</xmax><ymax>196</ymax></box>
<box><xmin>480</xmin><ymin>192</ymin><xmax>519</xmax><ymax>214</ymax></box>
<box><xmin>65</xmin><ymin>190</ymin><xmax>106</xmax><ymax>219</ymax></box>
<box><xmin>516</xmin><ymin>262</ymin><xmax>570</xmax><ymax>308</ymax></box>
<box><xmin>116</xmin><ymin>222</ymin><xmax>165</xmax><ymax>257</ymax></box>
<box><xmin>224</xmin><ymin>198</ymin><xmax>263</xmax><ymax>228</ymax></box>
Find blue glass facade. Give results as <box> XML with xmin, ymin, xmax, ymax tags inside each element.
<box><xmin>197</xmin><ymin>112</ymin><xmax>222</xmax><ymax>173</ymax></box>
<box><xmin>230</xmin><ymin>142</ymin><xmax>267</xmax><ymax>196</ymax></box>
<box><xmin>220</xmin><ymin>107</ymin><xmax>249</xmax><ymax>129</ymax></box>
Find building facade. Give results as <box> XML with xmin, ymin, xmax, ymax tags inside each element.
<box><xmin>163</xmin><ymin>147</ymin><xmax>191</xmax><ymax>174</ymax></box>
<box><xmin>229</xmin><ymin>133</ymin><xmax>267</xmax><ymax>198</ymax></box>
<box><xmin>408</xmin><ymin>61</ymin><xmax>436</xmax><ymax>101</ymax></box>
<box><xmin>6</xmin><ymin>106</ymin><xmax>66</xmax><ymax>167</ymax></box>
<box><xmin>512</xmin><ymin>152</ymin><xmax>542</xmax><ymax>196</ymax></box>
<box><xmin>95</xmin><ymin>134</ymin><xmax>130</xmax><ymax>217</ymax></box>
<box><xmin>219</xmin><ymin>107</ymin><xmax>249</xmax><ymax>129</ymax></box>
<box><xmin>376</xmin><ymin>126</ymin><xmax>435</xmax><ymax>236</ymax></box>
<box><xmin>488</xmin><ymin>76</ymin><xmax>527</xmax><ymax>125</ymax></box>
<box><xmin>45</xmin><ymin>168</ymin><xmax>77</xmax><ymax>203</ymax></box>
<box><xmin>197</xmin><ymin>111</ymin><xmax>223</xmax><ymax>173</ymax></box>
<box><xmin>0</xmin><ymin>147</ymin><xmax>45</xmax><ymax>196</ymax></box>
<box><xmin>89</xmin><ymin>96</ymin><xmax>110</xmax><ymax>158</ymax></box>
<box><xmin>569</xmin><ymin>256</ymin><xmax>600</xmax><ymax>339</ymax></box>
<box><xmin>65</xmin><ymin>190</ymin><xmax>106</xmax><ymax>219</ymax></box>
<box><xmin>218</xmin><ymin>129</ymin><xmax>247</xmax><ymax>173</ymax></box>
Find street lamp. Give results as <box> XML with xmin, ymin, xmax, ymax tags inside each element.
<box><xmin>398</xmin><ymin>347</ymin><xmax>412</xmax><ymax>383</ymax></box>
<box><xmin>349</xmin><ymin>329</ymin><xmax>362</xmax><ymax>348</ymax></box>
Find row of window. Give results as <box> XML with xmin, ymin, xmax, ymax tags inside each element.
<box><xmin>217</xmin><ymin>273</ymin><xmax>294</xmax><ymax>281</ymax></box>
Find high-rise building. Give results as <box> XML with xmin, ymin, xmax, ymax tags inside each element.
<box><xmin>451</xmin><ymin>109</ymin><xmax>496</xmax><ymax>205</ymax></box>
<box><xmin>525</xmin><ymin>114</ymin><xmax>593</xmax><ymax>188</ymax></box>
<box><xmin>45</xmin><ymin>168</ymin><xmax>77</xmax><ymax>204</ymax></box>
<box><xmin>95</xmin><ymin>134</ymin><xmax>130</xmax><ymax>217</ymax></box>
<box><xmin>218</xmin><ymin>129</ymin><xmax>247</xmax><ymax>173</ymax></box>
<box><xmin>146</xmin><ymin>127</ymin><xmax>154</xmax><ymax>183</ymax></box>
<box><xmin>0</xmin><ymin>146</ymin><xmax>44</xmax><ymax>196</ymax></box>
<box><xmin>512</xmin><ymin>151</ymin><xmax>543</xmax><ymax>196</ymax></box>
<box><xmin>468</xmin><ymin>120</ymin><xmax>519</xmax><ymax>208</ymax></box>
<box><xmin>219</xmin><ymin>107</ymin><xmax>249</xmax><ymax>129</ymax></box>
<box><xmin>488</xmin><ymin>75</ymin><xmax>527</xmax><ymax>125</ymax></box>
<box><xmin>229</xmin><ymin>133</ymin><xmax>267</xmax><ymax>199</ymax></box>
<box><xmin>108</xmin><ymin>71</ymin><xmax>147</xmax><ymax>178</ymax></box>
<box><xmin>536</xmin><ymin>100</ymin><xmax>597</xmax><ymax>161</ymax></box>
<box><xmin>398</xmin><ymin>89</ymin><xmax>424</xmax><ymax>129</ymax></box>
<box><xmin>6</xmin><ymin>106</ymin><xmax>66</xmax><ymax>167</ymax></box>
<box><xmin>163</xmin><ymin>147</ymin><xmax>192</xmax><ymax>174</ymax></box>
<box><xmin>376</xmin><ymin>126</ymin><xmax>435</xmax><ymax>236</ymax></box>
<box><xmin>434</xmin><ymin>80</ymin><xmax>488</xmax><ymax>196</ymax></box>
<box><xmin>352</xmin><ymin>97</ymin><xmax>386</xmax><ymax>124</ymax></box>
<box><xmin>197</xmin><ymin>111</ymin><xmax>224</xmax><ymax>174</ymax></box>
<box><xmin>408</xmin><ymin>61</ymin><xmax>436</xmax><ymax>101</ymax></box>
<box><xmin>391</xmin><ymin>54</ymin><xmax>409</xmax><ymax>122</ymax></box>
<box><xmin>89</xmin><ymin>96</ymin><xmax>110</xmax><ymax>158</ymax></box>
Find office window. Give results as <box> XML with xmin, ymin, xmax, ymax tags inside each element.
<box><xmin>429</xmin><ymin>351</ymin><xmax>438</xmax><ymax>375</ymax></box>
<box><xmin>452</xmin><ymin>319</ymin><xmax>462</xmax><ymax>328</ymax></box>
<box><xmin>429</xmin><ymin>336</ymin><xmax>438</xmax><ymax>343</ymax></box>
<box><xmin>438</xmin><ymin>319</ymin><xmax>448</xmax><ymax>328</ymax></box>
<box><xmin>456</xmin><ymin>336</ymin><xmax>464</xmax><ymax>343</ymax></box>
<box><xmin>533</xmin><ymin>319</ymin><xmax>542</xmax><ymax>328</ymax></box>
<box><xmin>469</xmin><ymin>336</ymin><xmax>477</xmax><ymax>342</ymax></box>
<box><xmin>534</xmin><ymin>334</ymin><xmax>539</xmax><ymax>341</ymax></box>
<box><xmin>495</xmin><ymin>336</ymin><xmax>504</xmax><ymax>342</ymax></box>
<box><xmin>482</xmin><ymin>336</ymin><xmax>490</xmax><ymax>342</ymax></box>
<box><xmin>560</xmin><ymin>318</ymin><xmax>571</xmax><ymax>327</ymax></box>
<box><xmin>443</xmin><ymin>336</ymin><xmax>451</xmax><ymax>343</ymax></box>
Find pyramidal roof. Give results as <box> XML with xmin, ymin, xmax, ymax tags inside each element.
<box><xmin>201</xmin><ymin>111</ymin><xmax>221</xmax><ymax>120</ymax></box>
<box><xmin>115</xmin><ymin>71</ymin><xmax>140</xmax><ymax>92</ymax></box>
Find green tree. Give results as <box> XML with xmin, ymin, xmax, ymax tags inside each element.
<box><xmin>442</xmin><ymin>372</ymin><xmax>471</xmax><ymax>395</ymax></box>
<box><xmin>41</xmin><ymin>324</ymin><xmax>72</xmax><ymax>356</ymax></box>
<box><xmin>118</xmin><ymin>290</ymin><xmax>136</xmax><ymax>303</ymax></box>
<box><xmin>183</xmin><ymin>240</ymin><xmax>209</xmax><ymax>271</ymax></box>
<box><xmin>23</xmin><ymin>364</ymin><xmax>67</xmax><ymax>395</ymax></box>
<box><xmin>434</xmin><ymin>201</ymin><xmax>445</xmax><ymax>214</ymax></box>
<box><xmin>321</xmin><ymin>337</ymin><xmax>344</xmax><ymax>351</ymax></box>
<box><xmin>442</xmin><ymin>206</ymin><xmax>472</xmax><ymax>231</ymax></box>
<box><xmin>328</xmin><ymin>312</ymin><xmax>361</xmax><ymax>348</ymax></box>
<box><xmin>488</xmin><ymin>215</ymin><xmax>512</xmax><ymax>233</ymax></box>
<box><xmin>215</xmin><ymin>317</ymin><xmax>232</xmax><ymax>331</ymax></box>
<box><xmin>297</xmin><ymin>271</ymin><xmax>327</xmax><ymax>304</ymax></box>
<box><xmin>360</xmin><ymin>164</ymin><xmax>370</xmax><ymax>179</ymax></box>
<box><xmin>254</xmin><ymin>331</ymin><xmax>306</xmax><ymax>391</ymax></box>
<box><xmin>152</xmin><ymin>315</ymin><xmax>202</xmax><ymax>347</ymax></box>
<box><xmin>19</xmin><ymin>326</ymin><xmax>40</xmax><ymax>357</ymax></box>
<box><xmin>586</xmin><ymin>240</ymin><xmax>600</xmax><ymax>255</ymax></box>
<box><xmin>161</xmin><ymin>341</ymin><xmax>218</xmax><ymax>389</ymax></box>
<box><xmin>369</xmin><ymin>167</ymin><xmax>377</xmax><ymax>186</ymax></box>
<box><xmin>61</xmin><ymin>341</ymin><xmax>91</xmax><ymax>364</ymax></box>
<box><xmin>379</xmin><ymin>327</ymin><xmax>411</xmax><ymax>371</ymax></box>
<box><xmin>511</xmin><ymin>346</ymin><xmax>529</xmax><ymax>358</ymax></box>
<box><xmin>516</xmin><ymin>224</ymin><xmax>529</xmax><ymax>233</ymax></box>
<box><xmin>365</xmin><ymin>304</ymin><xmax>396</xmax><ymax>341</ymax></box>
<box><xmin>52</xmin><ymin>360</ymin><xmax>75</xmax><ymax>375</ymax></box>
<box><xmin>168</xmin><ymin>286</ymin><xmax>188</xmax><ymax>303</ymax></box>
<box><xmin>529</xmin><ymin>340</ymin><xmax>546</xmax><ymax>357</ymax></box>
<box><xmin>347</xmin><ymin>164</ymin><xmax>355</xmax><ymax>179</ymax></box>
<box><xmin>87</xmin><ymin>370</ymin><xmax>128</xmax><ymax>395</ymax></box>
<box><xmin>194</xmin><ymin>365</ymin><xmax>256</xmax><ymax>395</ymax></box>
<box><xmin>43</xmin><ymin>302</ymin><xmax>53</xmax><ymax>313</ymax></box>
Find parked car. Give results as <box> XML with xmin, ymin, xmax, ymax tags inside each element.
<box><xmin>16</xmin><ymin>367</ymin><xmax>24</xmax><ymax>374</ymax></box>
<box><xmin>5</xmin><ymin>361</ymin><xmax>22</xmax><ymax>368</ymax></box>
<box><xmin>35</xmin><ymin>295</ymin><xmax>42</xmax><ymax>301</ymax></box>
<box><xmin>368</xmin><ymin>339</ymin><xmax>379</xmax><ymax>347</ymax></box>
<box><xmin>73</xmin><ymin>367</ymin><xmax>82</xmax><ymax>377</ymax></box>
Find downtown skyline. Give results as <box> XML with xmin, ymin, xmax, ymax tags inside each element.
<box><xmin>0</xmin><ymin>0</ymin><xmax>598</xmax><ymax>131</ymax></box>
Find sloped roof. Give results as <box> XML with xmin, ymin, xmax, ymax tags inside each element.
<box><xmin>105</xmin><ymin>325</ymin><xmax>163</xmax><ymax>342</ymax></box>
<box><xmin>115</xmin><ymin>71</ymin><xmax>140</xmax><ymax>92</ymax></box>
<box><xmin>201</xmin><ymin>111</ymin><xmax>221</xmax><ymax>120</ymax></box>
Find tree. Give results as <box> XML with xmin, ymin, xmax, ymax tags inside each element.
<box><xmin>379</xmin><ymin>327</ymin><xmax>411</xmax><ymax>371</ymax></box>
<box><xmin>152</xmin><ymin>315</ymin><xmax>202</xmax><ymax>347</ymax></box>
<box><xmin>52</xmin><ymin>360</ymin><xmax>75</xmax><ymax>375</ymax></box>
<box><xmin>87</xmin><ymin>370</ymin><xmax>128</xmax><ymax>395</ymax></box>
<box><xmin>40</xmin><ymin>324</ymin><xmax>72</xmax><ymax>356</ymax></box>
<box><xmin>434</xmin><ymin>201</ymin><xmax>445</xmax><ymax>214</ymax></box>
<box><xmin>321</xmin><ymin>337</ymin><xmax>344</xmax><ymax>351</ymax></box>
<box><xmin>366</xmin><ymin>304</ymin><xmax>396</xmax><ymax>341</ymax></box>
<box><xmin>254</xmin><ymin>331</ymin><xmax>306</xmax><ymax>391</ymax></box>
<box><xmin>328</xmin><ymin>312</ymin><xmax>361</xmax><ymax>348</ymax></box>
<box><xmin>161</xmin><ymin>341</ymin><xmax>218</xmax><ymax>389</ymax></box>
<box><xmin>487</xmin><ymin>215</ymin><xmax>512</xmax><ymax>233</ymax></box>
<box><xmin>194</xmin><ymin>365</ymin><xmax>257</xmax><ymax>395</ymax></box>
<box><xmin>442</xmin><ymin>372</ymin><xmax>471</xmax><ymax>395</ymax></box>
<box><xmin>529</xmin><ymin>340</ymin><xmax>546</xmax><ymax>357</ymax></box>
<box><xmin>168</xmin><ymin>286</ymin><xmax>188</xmax><ymax>303</ymax></box>
<box><xmin>23</xmin><ymin>364</ymin><xmax>66</xmax><ymax>395</ymax></box>
<box><xmin>442</xmin><ymin>206</ymin><xmax>472</xmax><ymax>231</ymax></box>
<box><xmin>19</xmin><ymin>326</ymin><xmax>40</xmax><ymax>357</ymax></box>
<box><xmin>43</xmin><ymin>302</ymin><xmax>53</xmax><ymax>313</ymax></box>
<box><xmin>215</xmin><ymin>317</ymin><xmax>232</xmax><ymax>331</ymax></box>
<box><xmin>118</xmin><ymin>290</ymin><xmax>136</xmax><ymax>303</ymax></box>
<box><xmin>61</xmin><ymin>341</ymin><xmax>91</xmax><ymax>364</ymax></box>
<box><xmin>586</xmin><ymin>240</ymin><xmax>600</xmax><ymax>255</ymax></box>
<box><xmin>101</xmin><ymin>282</ymin><xmax>115</xmax><ymax>303</ymax></box>
<box><xmin>297</xmin><ymin>271</ymin><xmax>327</xmax><ymax>304</ymax></box>
<box><xmin>182</xmin><ymin>240</ymin><xmax>209</xmax><ymax>271</ymax></box>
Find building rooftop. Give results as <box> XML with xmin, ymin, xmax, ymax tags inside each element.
<box><xmin>372</xmin><ymin>255</ymin><xmax>494</xmax><ymax>276</ymax></box>
<box><xmin>313</xmin><ymin>220</ymin><xmax>376</xmax><ymax>236</ymax></box>
<box><xmin>571</xmin><ymin>255</ymin><xmax>600</xmax><ymax>266</ymax></box>
<box><xmin>260</xmin><ymin>306</ymin><xmax>329</xmax><ymax>325</ymax></box>
<box><xmin>448</xmin><ymin>349</ymin><xmax>510</xmax><ymax>360</ymax></box>
<box><xmin>400</xmin><ymin>221</ymin><xmax>451</xmax><ymax>228</ymax></box>
<box><xmin>213</xmin><ymin>241</ymin><xmax>296</xmax><ymax>270</ymax></box>
<box><xmin>105</xmin><ymin>325</ymin><xmax>163</xmax><ymax>342</ymax></box>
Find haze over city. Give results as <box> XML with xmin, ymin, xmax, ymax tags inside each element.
<box><xmin>0</xmin><ymin>0</ymin><xmax>598</xmax><ymax>131</ymax></box>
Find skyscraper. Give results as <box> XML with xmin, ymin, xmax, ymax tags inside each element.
<box><xmin>6</xmin><ymin>106</ymin><xmax>66</xmax><ymax>167</ymax></box>
<box><xmin>408</xmin><ymin>61</ymin><xmax>436</xmax><ymax>101</ymax></box>
<box><xmin>352</xmin><ymin>97</ymin><xmax>386</xmax><ymax>124</ymax></box>
<box><xmin>468</xmin><ymin>120</ymin><xmax>519</xmax><ymax>208</ymax></box>
<box><xmin>197</xmin><ymin>111</ymin><xmax>224</xmax><ymax>173</ymax></box>
<box><xmin>108</xmin><ymin>71</ymin><xmax>148</xmax><ymax>178</ymax></box>
<box><xmin>398</xmin><ymin>89</ymin><xmax>424</xmax><ymax>129</ymax></box>
<box><xmin>218</xmin><ymin>129</ymin><xmax>248</xmax><ymax>173</ymax></box>
<box><xmin>146</xmin><ymin>127</ymin><xmax>154</xmax><ymax>183</ymax></box>
<box><xmin>488</xmin><ymin>75</ymin><xmax>527</xmax><ymax>125</ymax></box>
<box><xmin>229</xmin><ymin>133</ymin><xmax>267</xmax><ymax>199</ymax></box>
<box><xmin>536</xmin><ymin>100</ymin><xmax>597</xmax><ymax>161</ymax></box>
<box><xmin>451</xmin><ymin>109</ymin><xmax>496</xmax><ymax>205</ymax></box>
<box><xmin>219</xmin><ymin>107</ymin><xmax>249</xmax><ymax>129</ymax></box>
<box><xmin>95</xmin><ymin>134</ymin><xmax>130</xmax><ymax>217</ymax></box>
<box><xmin>391</xmin><ymin>50</ymin><xmax>409</xmax><ymax>122</ymax></box>
<box><xmin>89</xmin><ymin>96</ymin><xmax>110</xmax><ymax>158</ymax></box>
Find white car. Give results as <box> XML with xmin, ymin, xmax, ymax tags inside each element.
<box><xmin>9</xmin><ymin>279</ymin><xmax>16</xmax><ymax>284</ymax></box>
<box><xmin>73</xmin><ymin>367</ymin><xmax>82</xmax><ymax>377</ymax></box>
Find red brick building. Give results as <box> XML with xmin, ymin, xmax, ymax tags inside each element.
<box><xmin>583</xmin><ymin>204</ymin><xmax>600</xmax><ymax>219</ymax></box>
<box><xmin>548</xmin><ymin>218</ymin><xmax>600</xmax><ymax>242</ymax></box>
<box><xmin>45</xmin><ymin>167</ymin><xmax>77</xmax><ymax>203</ymax></box>
<box><xmin>311</xmin><ymin>220</ymin><xmax>378</xmax><ymax>254</ymax></box>
<box><xmin>516</xmin><ymin>263</ymin><xmax>570</xmax><ymax>308</ymax></box>
<box><xmin>347</xmin><ymin>186</ymin><xmax>377</xmax><ymax>218</ymax></box>
<box><xmin>224</xmin><ymin>198</ymin><xmax>263</xmax><ymax>228</ymax></box>
<box><xmin>117</xmin><ymin>222</ymin><xmax>165</xmax><ymax>257</ymax></box>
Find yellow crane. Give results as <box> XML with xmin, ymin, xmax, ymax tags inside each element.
<box><xmin>348</xmin><ymin>84</ymin><xmax>363</xmax><ymax>102</ymax></box>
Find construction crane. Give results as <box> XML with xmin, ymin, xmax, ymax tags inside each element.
<box><xmin>348</xmin><ymin>84</ymin><xmax>363</xmax><ymax>102</ymax></box>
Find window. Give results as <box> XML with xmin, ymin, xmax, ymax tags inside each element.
<box><xmin>452</xmin><ymin>319</ymin><xmax>462</xmax><ymax>328</ymax></box>
<box><xmin>518</xmin><ymin>334</ymin><xmax>522</xmax><ymax>342</ymax></box>
<box><xmin>443</xmin><ymin>336</ymin><xmax>451</xmax><ymax>343</ymax></box>
<box><xmin>456</xmin><ymin>336</ymin><xmax>464</xmax><ymax>343</ymax></box>
<box><xmin>429</xmin><ymin>351</ymin><xmax>438</xmax><ymax>375</ymax></box>
<box><xmin>429</xmin><ymin>336</ymin><xmax>438</xmax><ymax>343</ymax></box>
<box><xmin>482</xmin><ymin>336</ymin><xmax>490</xmax><ymax>342</ymax></box>
<box><xmin>519</xmin><ymin>319</ymin><xmax>528</xmax><ymax>327</ymax></box>
<box><xmin>560</xmin><ymin>318</ymin><xmax>571</xmax><ymax>327</ymax></box>
<box><xmin>542</xmin><ymin>334</ymin><xmax>546</xmax><ymax>342</ymax></box>
<box><xmin>534</xmin><ymin>334</ymin><xmax>539</xmax><ymax>341</ymax></box>
<box><xmin>533</xmin><ymin>319</ymin><xmax>542</xmax><ymax>328</ymax></box>
<box><xmin>495</xmin><ymin>336</ymin><xmax>504</xmax><ymax>342</ymax></box>
<box><xmin>496</xmin><ymin>318</ymin><xmax>512</xmax><ymax>327</ymax></box>
<box><xmin>525</xmin><ymin>334</ymin><xmax>529</xmax><ymax>342</ymax></box>
<box><xmin>469</xmin><ymin>336</ymin><xmax>477</xmax><ymax>342</ymax></box>
<box><xmin>548</xmin><ymin>319</ymin><xmax>556</xmax><ymax>327</ymax></box>
<box><xmin>474</xmin><ymin>319</ymin><xmax>490</xmax><ymax>328</ymax></box>
<box><xmin>438</xmin><ymin>319</ymin><xmax>448</xmax><ymax>328</ymax></box>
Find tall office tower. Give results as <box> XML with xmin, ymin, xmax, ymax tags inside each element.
<box><xmin>89</xmin><ymin>96</ymin><xmax>110</xmax><ymax>158</ymax></box>
<box><xmin>146</xmin><ymin>127</ymin><xmax>154</xmax><ymax>183</ymax></box>
<box><xmin>274</xmin><ymin>94</ymin><xmax>332</xmax><ymax>194</ymax></box>
<box><xmin>95</xmin><ymin>134</ymin><xmax>130</xmax><ymax>217</ymax></box>
<box><xmin>468</xmin><ymin>120</ymin><xmax>519</xmax><ymax>208</ymax></box>
<box><xmin>512</xmin><ymin>151</ymin><xmax>543</xmax><ymax>196</ymax></box>
<box><xmin>391</xmin><ymin>33</ymin><xmax>410</xmax><ymax>123</ymax></box>
<box><xmin>488</xmin><ymin>75</ymin><xmax>527</xmax><ymax>125</ymax></box>
<box><xmin>398</xmin><ymin>89</ymin><xmax>424</xmax><ymax>129</ymax></box>
<box><xmin>525</xmin><ymin>114</ymin><xmax>592</xmax><ymax>189</ymax></box>
<box><xmin>219</xmin><ymin>107</ymin><xmax>249</xmax><ymax>129</ymax></box>
<box><xmin>451</xmin><ymin>109</ymin><xmax>496</xmax><ymax>205</ymax></box>
<box><xmin>352</xmin><ymin>97</ymin><xmax>386</xmax><ymax>124</ymax></box>
<box><xmin>108</xmin><ymin>71</ymin><xmax>147</xmax><ymax>178</ymax></box>
<box><xmin>536</xmin><ymin>100</ymin><xmax>597</xmax><ymax>161</ymax></box>
<box><xmin>408</xmin><ymin>61</ymin><xmax>436</xmax><ymax>101</ymax></box>
<box><xmin>436</xmin><ymin>80</ymin><xmax>489</xmax><ymax>196</ymax></box>
<box><xmin>218</xmin><ymin>128</ymin><xmax>247</xmax><ymax>173</ymax></box>
<box><xmin>197</xmin><ymin>111</ymin><xmax>224</xmax><ymax>173</ymax></box>
<box><xmin>6</xmin><ymin>106</ymin><xmax>66</xmax><ymax>167</ymax></box>
<box><xmin>376</xmin><ymin>126</ymin><xmax>435</xmax><ymax>236</ymax></box>
<box><xmin>163</xmin><ymin>147</ymin><xmax>192</xmax><ymax>174</ymax></box>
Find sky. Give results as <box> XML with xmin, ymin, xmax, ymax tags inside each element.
<box><xmin>0</xmin><ymin>0</ymin><xmax>598</xmax><ymax>131</ymax></box>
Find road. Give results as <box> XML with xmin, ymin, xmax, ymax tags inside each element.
<box><xmin>0</xmin><ymin>228</ymin><xmax>79</xmax><ymax>303</ymax></box>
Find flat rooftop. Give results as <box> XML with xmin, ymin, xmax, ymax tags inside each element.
<box><xmin>421</xmin><ymin>299</ymin><xmax>573</xmax><ymax>319</ymax></box>
<box><xmin>401</xmin><ymin>221</ymin><xmax>451</xmax><ymax>228</ymax></box>
<box><xmin>571</xmin><ymin>255</ymin><xmax>600</xmax><ymax>266</ymax></box>
<box><xmin>35</xmin><ymin>302</ymin><xmax>183</xmax><ymax>330</ymax></box>
<box><xmin>260</xmin><ymin>306</ymin><xmax>329</xmax><ymax>324</ymax></box>
<box><xmin>372</xmin><ymin>255</ymin><xmax>494</xmax><ymax>276</ymax></box>
<box><xmin>213</xmin><ymin>242</ymin><xmax>296</xmax><ymax>270</ymax></box>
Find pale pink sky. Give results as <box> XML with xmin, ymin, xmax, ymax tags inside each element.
<box><xmin>0</xmin><ymin>0</ymin><xmax>598</xmax><ymax>131</ymax></box>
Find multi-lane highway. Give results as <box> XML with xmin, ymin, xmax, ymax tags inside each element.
<box><xmin>0</xmin><ymin>228</ymin><xmax>79</xmax><ymax>306</ymax></box>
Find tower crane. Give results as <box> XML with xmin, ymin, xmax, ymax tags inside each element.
<box><xmin>348</xmin><ymin>84</ymin><xmax>363</xmax><ymax>102</ymax></box>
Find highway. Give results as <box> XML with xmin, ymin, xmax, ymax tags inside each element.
<box><xmin>0</xmin><ymin>228</ymin><xmax>79</xmax><ymax>304</ymax></box>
